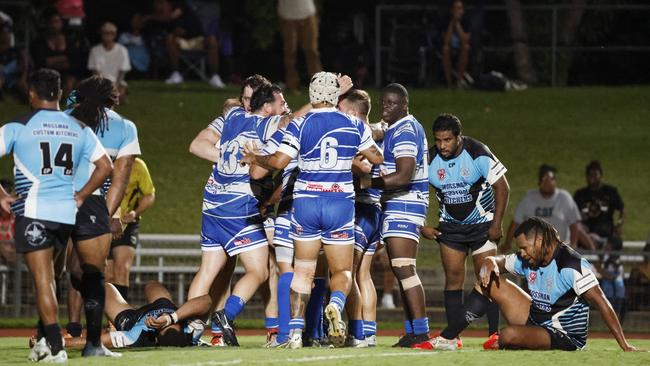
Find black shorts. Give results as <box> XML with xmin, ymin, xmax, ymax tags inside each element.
<box><xmin>114</xmin><ymin>297</ymin><xmax>177</xmax><ymax>332</ymax></box>
<box><xmin>436</xmin><ymin>221</ymin><xmax>491</xmax><ymax>253</ymax></box>
<box><xmin>13</xmin><ymin>216</ymin><xmax>73</xmax><ymax>254</ymax></box>
<box><xmin>71</xmin><ymin>195</ymin><xmax>111</xmax><ymax>241</ymax></box>
<box><xmin>111</xmin><ymin>221</ymin><xmax>140</xmax><ymax>249</ymax></box>
<box><xmin>526</xmin><ymin>318</ymin><xmax>580</xmax><ymax>351</ymax></box>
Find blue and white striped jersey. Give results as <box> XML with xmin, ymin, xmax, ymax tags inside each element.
<box><xmin>505</xmin><ymin>244</ymin><xmax>598</xmax><ymax>349</ymax></box>
<box><xmin>203</xmin><ymin>107</ymin><xmax>279</xmax><ymax>216</ymax></box>
<box><xmin>262</xmin><ymin>127</ymin><xmax>298</xmax><ymax>207</ymax></box>
<box><xmin>72</xmin><ymin>108</ymin><xmax>141</xmax><ymax>196</ymax></box>
<box><xmin>277</xmin><ymin>108</ymin><xmax>375</xmax><ymax>200</ymax></box>
<box><xmin>0</xmin><ymin>109</ymin><xmax>107</xmax><ymax>224</ymax></box>
<box><xmin>428</xmin><ymin>136</ymin><xmax>506</xmax><ymax>224</ymax></box>
<box><xmin>381</xmin><ymin>115</ymin><xmax>429</xmax><ymax>223</ymax></box>
<box><xmin>355</xmin><ymin>141</ymin><xmax>383</xmax><ymax>207</ymax></box>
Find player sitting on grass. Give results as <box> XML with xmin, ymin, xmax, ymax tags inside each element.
<box><xmin>415</xmin><ymin>217</ymin><xmax>640</xmax><ymax>351</ymax></box>
<box><xmin>42</xmin><ymin>281</ymin><xmax>211</xmax><ymax>350</ymax></box>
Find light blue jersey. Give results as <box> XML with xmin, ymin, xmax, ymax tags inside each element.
<box><xmin>505</xmin><ymin>245</ymin><xmax>599</xmax><ymax>349</ymax></box>
<box><xmin>0</xmin><ymin>109</ymin><xmax>107</xmax><ymax>224</ymax></box>
<box><xmin>429</xmin><ymin>136</ymin><xmax>506</xmax><ymax>224</ymax></box>
<box><xmin>381</xmin><ymin>115</ymin><xmax>429</xmax><ymax>224</ymax></box>
<box><xmin>277</xmin><ymin>108</ymin><xmax>375</xmax><ymax>200</ymax></box>
<box><xmin>72</xmin><ymin>108</ymin><xmax>141</xmax><ymax>196</ymax></box>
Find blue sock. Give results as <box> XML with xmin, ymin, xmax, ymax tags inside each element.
<box><xmin>363</xmin><ymin>321</ymin><xmax>377</xmax><ymax>337</ymax></box>
<box><xmin>224</xmin><ymin>295</ymin><xmax>245</xmax><ymax>321</ymax></box>
<box><xmin>404</xmin><ymin>319</ymin><xmax>414</xmax><ymax>335</ymax></box>
<box><xmin>289</xmin><ymin>318</ymin><xmax>305</xmax><ymax>330</ymax></box>
<box><xmin>265</xmin><ymin>317</ymin><xmax>279</xmax><ymax>331</ymax></box>
<box><xmin>277</xmin><ymin>272</ymin><xmax>293</xmax><ymax>343</ymax></box>
<box><xmin>306</xmin><ymin>277</ymin><xmax>326</xmax><ymax>340</ymax></box>
<box><xmin>348</xmin><ymin>319</ymin><xmax>365</xmax><ymax>340</ymax></box>
<box><xmin>328</xmin><ymin>291</ymin><xmax>346</xmax><ymax>313</ymax></box>
<box><xmin>412</xmin><ymin>317</ymin><xmax>429</xmax><ymax>336</ymax></box>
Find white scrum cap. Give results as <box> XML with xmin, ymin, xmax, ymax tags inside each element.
<box><xmin>309</xmin><ymin>71</ymin><xmax>340</xmax><ymax>105</ymax></box>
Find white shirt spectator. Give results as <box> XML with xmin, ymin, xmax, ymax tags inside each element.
<box><xmin>278</xmin><ymin>0</ymin><xmax>316</xmax><ymax>20</ymax></box>
<box><xmin>87</xmin><ymin>43</ymin><xmax>131</xmax><ymax>83</ymax></box>
<box><xmin>513</xmin><ymin>188</ymin><xmax>581</xmax><ymax>243</ymax></box>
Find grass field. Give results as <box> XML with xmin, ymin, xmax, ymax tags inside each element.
<box><xmin>1</xmin><ymin>83</ymin><xmax>649</xmax><ymax>241</ymax></box>
<box><xmin>1</xmin><ymin>336</ymin><xmax>649</xmax><ymax>366</ymax></box>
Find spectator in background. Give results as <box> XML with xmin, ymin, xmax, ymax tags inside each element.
<box><xmin>501</xmin><ymin>164</ymin><xmax>595</xmax><ymax>253</ymax></box>
<box><xmin>88</xmin><ymin>22</ymin><xmax>131</xmax><ymax>104</ymax></box>
<box><xmin>55</xmin><ymin>0</ymin><xmax>85</xmax><ymax>25</ymax></box>
<box><xmin>150</xmin><ymin>0</ymin><xmax>224</xmax><ymax>88</ymax></box>
<box><xmin>118</xmin><ymin>14</ymin><xmax>151</xmax><ymax>78</ymax></box>
<box><xmin>628</xmin><ymin>241</ymin><xmax>650</xmax><ymax>311</ymax></box>
<box><xmin>597</xmin><ymin>239</ymin><xmax>625</xmax><ymax>319</ymax></box>
<box><xmin>31</xmin><ymin>10</ymin><xmax>86</xmax><ymax>98</ymax></box>
<box><xmin>106</xmin><ymin>157</ymin><xmax>155</xmax><ymax>302</ymax></box>
<box><xmin>0</xmin><ymin>12</ymin><xmax>28</xmax><ymax>102</ymax></box>
<box><xmin>574</xmin><ymin>160</ymin><xmax>624</xmax><ymax>249</ymax></box>
<box><xmin>441</xmin><ymin>0</ymin><xmax>471</xmax><ymax>89</ymax></box>
<box><xmin>0</xmin><ymin>178</ymin><xmax>16</xmax><ymax>266</ymax></box>
<box><xmin>278</xmin><ymin>0</ymin><xmax>322</xmax><ymax>93</ymax></box>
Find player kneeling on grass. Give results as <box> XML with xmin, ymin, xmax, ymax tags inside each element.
<box><xmin>415</xmin><ymin>217</ymin><xmax>640</xmax><ymax>351</ymax></box>
<box><xmin>54</xmin><ymin>281</ymin><xmax>211</xmax><ymax>350</ymax></box>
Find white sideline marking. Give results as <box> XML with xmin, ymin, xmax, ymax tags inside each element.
<box><xmin>171</xmin><ymin>352</ymin><xmax>438</xmax><ymax>366</ymax></box>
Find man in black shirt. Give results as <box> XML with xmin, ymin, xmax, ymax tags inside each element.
<box><xmin>574</xmin><ymin>161</ymin><xmax>624</xmax><ymax>248</ymax></box>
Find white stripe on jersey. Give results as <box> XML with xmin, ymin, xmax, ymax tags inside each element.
<box><xmin>14</xmin><ymin>156</ymin><xmax>41</xmax><ymax>219</ymax></box>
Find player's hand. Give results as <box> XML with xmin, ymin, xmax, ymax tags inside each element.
<box><xmin>122</xmin><ymin>210</ymin><xmax>137</xmax><ymax>224</ymax></box>
<box><xmin>479</xmin><ymin>257</ymin><xmax>499</xmax><ymax>287</ymax></box>
<box><xmin>145</xmin><ymin>314</ymin><xmax>172</xmax><ymax>329</ymax></box>
<box><xmin>0</xmin><ymin>195</ymin><xmax>17</xmax><ymax>214</ymax></box>
<box><xmin>487</xmin><ymin>221</ymin><xmax>503</xmax><ymax>243</ymax></box>
<box><xmin>240</xmin><ymin>151</ymin><xmax>256</xmax><ymax>166</ymax></box>
<box><xmin>337</xmin><ymin>74</ymin><xmax>353</xmax><ymax>95</ymax></box>
<box><xmin>358</xmin><ymin>174</ymin><xmax>372</xmax><ymax>189</ymax></box>
<box><xmin>420</xmin><ymin>226</ymin><xmax>441</xmax><ymax>240</ymax></box>
<box><xmin>111</xmin><ymin>217</ymin><xmax>124</xmax><ymax>240</ymax></box>
<box><xmin>74</xmin><ymin>192</ymin><xmax>87</xmax><ymax>208</ymax></box>
<box><xmin>243</xmin><ymin>140</ymin><xmax>260</xmax><ymax>155</ymax></box>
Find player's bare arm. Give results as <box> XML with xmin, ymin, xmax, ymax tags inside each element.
<box><xmin>189</xmin><ymin>128</ymin><xmax>221</xmax><ymax>163</ymax></box>
<box><xmin>582</xmin><ymin>285</ymin><xmax>640</xmax><ymax>352</ymax></box>
<box><xmin>360</xmin><ymin>156</ymin><xmax>414</xmax><ymax>190</ymax></box>
<box><xmin>358</xmin><ymin>143</ymin><xmax>384</xmax><ymax>165</ymax></box>
<box><xmin>488</xmin><ymin>176</ymin><xmax>510</xmax><ymax>243</ymax></box>
<box><xmin>75</xmin><ymin>155</ymin><xmax>113</xmax><ymax>208</ymax></box>
<box><xmin>479</xmin><ymin>255</ymin><xmax>508</xmax><ymax>287</ymax></box>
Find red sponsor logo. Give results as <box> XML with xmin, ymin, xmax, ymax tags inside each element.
<box><xmin>437</xmin><ymin>169</ymin><xmax>446</xmax><ymax>180</ymax></box>
<box><xmin>529</xmin><ymin>272</ymin><xmax>537</xmax><ymax>285</ymax></box>
<box><xmin>233</xmin><ymin>237</ymin><xmax>252</xmax><ymax>246</ymax></box>
<box><xmin>306</xmin><ymin>183</ymin><xmax>344</xmax><ymax>193</ymax></box>
<box><xmin>330</xmin><ymin>231</ymin><xmax>349</xmax><ymax>239</ymax></box>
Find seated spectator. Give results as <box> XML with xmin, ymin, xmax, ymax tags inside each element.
<box><xmin>118</xmin><ymin>13</ymin><xmax>151</xmax><ymax>77</ymax></box>
<box><xmin>148</xmin><ymin>0</ymin><xmax>224</xmax><ymax>87</ymax></box>
<box><xmin>574</xmin><ymin>160</ymin><xmax>624</xmax><ymax>249</ymax></box>
<box><xmin>628</xmin><ymin>242</ymin><xmax>650</xmax><ymax>311</ymax></box>
<box><xmin>441</xmin><ymin>0</ymin><xmax>471</xmax><ymax>88</ymax></box>
<box><xmin>30</xmin><ymin>10</ymin><xmax>86</xmax><ymax>98</ymax></box>
<box><xmin>597</xmin><ymin>239</ymin><xmax>625</xmax><ymax>319</ymax></box>
<box><xmin>0</xmin><ymin>178</ymin><xmax>16</xmax><ymax>266</ymax></box>
<box><xmin>500</xmin><ymin>164</ymin><xmax>596</xmax><ymax>253</ymax></box>
<box><xmin>0</xmin><ymin>12</ymin><xmax>28</xmax><ymax>102</ymax></box>
<box><xmin>88</xmin><ymin>22</ymin><xmax>131</xmax><ymax>104</ymax></box>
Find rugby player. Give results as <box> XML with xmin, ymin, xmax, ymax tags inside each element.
<box><xmin>66</xmin><ymin>76</ymin><xmax>140</xmax><ymax>356</ymax></box>
<box><xmin>242</xmin><ymin>71</ymin><xmax>383</xmax><ymax>348</ymax></box>
<box><xmin>358</xmin><ymin>83</ymin><xmax>430</xmax><ymax>347</ymax></box>
<box><xmin>418</xmin><ymin>113</ymin><xmax>508</xmax><ymax>349</ymax></box>
<box><xmin>417</xmin><ymin>217</ymin><xmax>640</xmax><ymax>352</ymax></box>
<box><xmin>338</xmin><ymin>89</ymin><xmax>382</xmax><ymax>347</ymax></box>
<box><xmin>59</xmin><ymin>281</ymin><xmax>210</xmax><ymax>349</ymax></box>
<box><xmin>0</xmin><ymin>69</ymin><xmax>112</xmax><ymax>362</ymax></box>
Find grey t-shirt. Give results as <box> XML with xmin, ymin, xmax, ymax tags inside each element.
<box><xmin>514</xmin><ymin>188</ymin><xmax>581</xmax><ymax>242</ymax></box>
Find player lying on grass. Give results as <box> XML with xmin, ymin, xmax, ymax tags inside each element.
<box><xmin>44</xmin><ymin>281</ymin><xmax>211</xmax><ymax>349</ymax></box>
<box><xmin>417</xmin><ymin>217</ymin><xmax>640</xmax><ymax>351</ymax></box>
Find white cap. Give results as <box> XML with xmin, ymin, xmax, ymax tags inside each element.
<box><xmin>309</xmin><ymin>72</ymin><xmax>340</xmax><ymax>106</ymax></box>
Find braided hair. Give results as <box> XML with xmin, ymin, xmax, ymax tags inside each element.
<box><xmin>514</xmin><ymin>217</ymin><xmax>562</xmax><ymax>264</ymax></box>
<box><xmin>70</xmin><ymin>76</ymin><xmax>118</xmax><ymax>136</ymax></box>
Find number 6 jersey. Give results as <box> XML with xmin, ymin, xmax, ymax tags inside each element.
<box><xmin>0</xmin><ymin>108</ymin><xmax>107</xmax><ymax>224</ymax></box>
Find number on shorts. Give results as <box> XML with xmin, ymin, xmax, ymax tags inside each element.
<box><xmin>319</xmin><ymin>137</ymin><xmax>338</xmax><ymax>168</ymax></box>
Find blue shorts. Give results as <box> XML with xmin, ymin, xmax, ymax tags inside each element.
<box><xmin>381</xmin><ymin>214</ymin><xmax>422</xmax><ymax>243</ymax></box>
<box><xmin>354</xmin><ymin>203</ymin><xmax>381</xmax><ymax>255</ymax></box>
<box><xmin>291</xmin><ymin>197</ymin><xmax>354</xmax><ymax>245</ymax></box>
<box><xmin>200</xmin><ymin>212</ymin><xmax>268</xmax><ymax>256</ymax></box>
<box><xmin>273</xmin><ymin>210</ymin><xmax>293</xmax><ymax>249</ymax></box>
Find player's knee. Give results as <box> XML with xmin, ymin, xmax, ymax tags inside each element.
<box><xmin>499</xmin><ymin>327</ymin><xmax>519</xmax><ymax>348</ymax></box>
<box><xmin>290</xmin><ymin>259</ymin><xmax>316</xmax><ymax>294</ymax></box>
<box><xmin>444</xmin><ymin>268</ymin><xmax>464</xmax><ymax>289</ymax></box>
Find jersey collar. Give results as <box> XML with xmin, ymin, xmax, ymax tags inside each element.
<box><xmin>387</xmin><ymin>114</ymin><xmax>413</xmax><ymax>130</ymax></box>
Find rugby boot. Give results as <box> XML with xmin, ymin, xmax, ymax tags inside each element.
<box><xmin>324</xmin><ymin>304</ymin><xmax>346</xmax><ymax>347</ymax></box>
<box><xmin>82</xmin><ymin>342</ymin><xmax>122</xmax><ymax>357</ymax></box>
<box><xmin>412</xmin><ymin>335</ymin><xmax>459</xmax><ymax>351</ymax></box>
<box><xmin>483</xmin><ymin>332</ymin><xmax>499</xmax><ymax>350</ymax></box>
<box><xmin>212</xmin><ymin>310</ymin><xmax>239</xmax><ymax>347</ymax></box>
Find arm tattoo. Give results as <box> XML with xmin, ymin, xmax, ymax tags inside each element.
<box><xmin>254</xmin><ymin>154</ymin><xmax>276</xmax><ymax>171</ymax></box>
